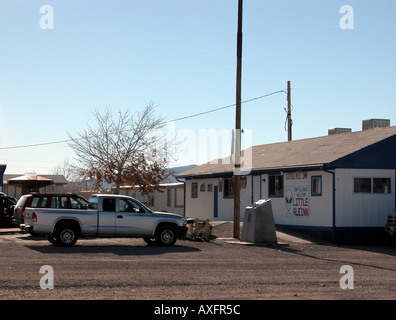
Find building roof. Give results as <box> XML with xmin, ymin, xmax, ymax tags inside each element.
<box><xmin>4</xmin><ymin>174</ymin><xmax>68</xmax><ymax>185</ymax></box>
<box><xmin>177</xmin><ymin>126</ymin><xmax>396</xmax><ymax>178</ymax></box>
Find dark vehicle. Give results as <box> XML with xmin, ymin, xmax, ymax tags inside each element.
<box><xmin>0</xmin><ymin>193</ymin><xmax>17</xmax><ymax>226</ymax></box>
<box><xmin>13</xmin><ymin>193</ymin><xmax>89</xmax><ymax>227</ymax></box>
<box><xmin>385</xmin><ymin>213</ymin><xmax>396</xmax><ymax>239</ymax></box>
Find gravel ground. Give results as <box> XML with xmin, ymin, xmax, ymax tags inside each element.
<box><xmin>0</xmin><ymin>222</ymin><xmax>395</xmax><ymax>301</ymax></box>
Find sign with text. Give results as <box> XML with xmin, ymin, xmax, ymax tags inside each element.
<box><xmin>285</xmin><ymin>186</ymin><xmax>310</xmax><ymax>217</ymax></box>
<box><xmin>285</xmin><ymin>171</ymin><xmax>307</xmax><ymax>180</ymax></box>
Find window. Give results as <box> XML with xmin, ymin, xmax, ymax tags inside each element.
<box><xmin>2</xmin><ymin>198</ymin><xmax>16</xmax><ymax>208</ymax></box>
<box><xmin>51</xmin><ymin>196</ymin><xmax>68</xmax><ymax>208</ymax></box>
<box><xmin>311</xmin><ymin>176</ymin><xmax>322</xmax><ymax>196</ymax></box>
<box><xmin>269</xmin><ymin>175</ymin><xmax>283</xmax><ymax>197</ymax></box>
<box><xmin>373</xmin><ymin>178</ymin><xmax>391</xmax><ymax>194</ymax></box>
<box><xmin>223</xmin><ymin>178</ymin><xmax>234</xmax><ymax>198</ymax></box>
<box><xmin>191</xmin><ymin>183</ymin><xmax>198</xmax><ymax>198</ymax></box>
<box><xmin>70</xmin><ymin>197</ymin><xmax>89</xmax><ymax>209</ymax></box>
<box><xmin>148</xmin><ymin>196</ymin><xmax>155</xmax><ymax>207</ymax></box>
<box><xmin>207</xmin><ymin>184</ymin><xmax>213</xmax><ymax>192</ymax></box>
<box><xmin>354</xmin><ymin>177</ymin><xmax>392</xmax><ymax>194</ymax></box>
<box><xmin>31</xmin><ymin>197</ymin><xmax>48</xmax><ymax>208</ymax></box>
<box><xmin>354</xmin><ymin>178</ymin><xmax>372</xmax><ymax>193</ymax></box>
<box><xmin>167</xmin><ymin>188</ymin><xmax>171</xmax><ymax>207</ymax></box>
<box><xmin>102</xmin><ymin>198</ymin><xmax>116</xmax><ymax>211</ymax></box>
<box><xmin>119</xmin><ymin>198</ymin><xmax>145</xmax><ymax>213</ymax></box>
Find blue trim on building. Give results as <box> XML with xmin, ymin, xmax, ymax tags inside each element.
<box><xmin>329</xmin><ymin>135</ymin><xmax>396</xmax><ymax>169</ymax></box>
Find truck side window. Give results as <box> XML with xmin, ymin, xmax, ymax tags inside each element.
<box><xmin>119</xmin><ymin>199</ymin><xmax>146</xmax><ymax>213</ymax></box>
<box><xmin>102</xmin><ymin>198</ymin><xmax>116</xmax><ymax>212</ymax></box>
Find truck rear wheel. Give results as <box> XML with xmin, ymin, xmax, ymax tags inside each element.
<box><xmin>54</xmin><ymin>223</ymin><xmax>78</xmax><ymax>246</ymax></box>
<box><xmin>155</xmin><ymin>225</ymin><xmax>177</xmax><ymax>246</ymax></box>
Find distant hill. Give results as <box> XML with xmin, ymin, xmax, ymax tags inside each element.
<box><xmin>163</xmin><ymin>165</ymin><xmax>197</xmax><ymax>183</ymax></box>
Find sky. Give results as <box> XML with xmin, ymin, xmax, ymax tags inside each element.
<box><xmin>0</xmin><ymin>0</ymin><xmax>395</xmax><ymax>175</ymax></box>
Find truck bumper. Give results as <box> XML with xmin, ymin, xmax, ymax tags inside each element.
<box><xmin>177</xmin><ymin>226</ymin><xmax>188</xmax><ymax>239</ymax></box>
<box><xmin>20</xmin><ymin>224</ymin><xmax>33</xmax><ymax>233</ymax></box>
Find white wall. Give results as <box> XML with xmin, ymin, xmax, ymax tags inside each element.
<box><xmin>184</xmin><ymin>168</ymin><xmax>396</xmax><ymax>229</ymax></box>
<box><xmin>185</xmin><ymin>170</ymin><xmax>334</xmax><ymax>226</ymax></box>
<box><xmin>261</xmin><ymin>171</ymin><xmax>333</xmax><ymax>228</ymax></box>
<box><xmin>185</xmin><ymin>178</ymin><xmax>219</xmax><ymax>220</ymax></box>
<box><xmin>335</xmin><ymin>168</ymin><xmax>395</xmax><ymax>227</ymax></box>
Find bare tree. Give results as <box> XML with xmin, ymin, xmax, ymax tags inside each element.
<box><xmin>52</xmin><ymin>159</ymin><xmax>90</xmax><ymax>195</ymax></box>
<box><xmin>51</xmin><ymin>158</ymin><xmax>74</xmax><ymax>181</ymax></box>
<box><xmin>67</xmin><ymin>103</ymin><xmax>174</xmax><ymax>195</ymax></box>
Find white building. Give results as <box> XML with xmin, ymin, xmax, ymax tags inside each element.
<box><xmin>178</xmin><ymin>126</ymin><xmax>396</xmax><ymax>244</ymax></box>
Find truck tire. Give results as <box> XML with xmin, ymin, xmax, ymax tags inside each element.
<box><xmin>54</xmin><ymin>223</ymin><xmax>78</xmax><ymax>246</ymax></box>
<box><xmin>155</xmin><ymin>225</ymin><xmax>177</xmax><ymax>246</ymax></box>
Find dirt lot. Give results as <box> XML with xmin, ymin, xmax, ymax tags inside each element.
<box><xmin>0</xmin><ymin>222</ymin><xmax>395</xmax><ymax>301</ymax></box>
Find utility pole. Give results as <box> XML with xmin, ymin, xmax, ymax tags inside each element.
<box><xmin>287</xmin><ymin>81</ymin><xmax>292</xmax><ymax>141</ymax></box>
<box><xmin>233</xmin><ymin>0</ymin><xmax>243</xmax><ymax>239</ymax></box>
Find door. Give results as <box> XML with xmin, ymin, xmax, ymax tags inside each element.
<box><xmin>115</xmin><ymin>198</ymin><xmax>154</xmax><ymax>235</ymax></box>
<box><xmin>98</xmin><ymin>197</ymin><xmax>116</xmax><ymax>235</ymax></box>
<box><xmin>214</xmin><ymin>186</ymin><xmax>218</xmax><ymax>218</ymax></box>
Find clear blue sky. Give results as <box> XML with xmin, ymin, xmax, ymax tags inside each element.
<box><xmin>1</xmin><ymin>0</ymin><xmax>395</xmax><ymax>174</ymax></box>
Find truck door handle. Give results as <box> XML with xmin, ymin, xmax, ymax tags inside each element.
<box><xmin>117</xmin><ymin>215</ymin><xmax>123</xmax><ymax>219</ymax></box>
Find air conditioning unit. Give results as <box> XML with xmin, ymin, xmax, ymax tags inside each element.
<box><xmin>328</xmin><ymin>128</ymin><xmax>352</xmax><ymax>135</ymax></box>
<box><xmin>362</xmin><ymin>119</ymin><xmax>390</xmax><ymax>131</ymax></box>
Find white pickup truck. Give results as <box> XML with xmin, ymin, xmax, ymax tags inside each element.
<box><xmin>22</xmin><ymin>194</ymin><xmax>188</xmax><ymax>247</ymax></box>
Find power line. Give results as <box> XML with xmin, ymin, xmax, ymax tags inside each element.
<box><xmin>168</xmin><ymin>90</ymin><xmax>285</xmax><ymax>123</ymax></box>
<box><xmin>0</xmin><ymin>90</ymin><xmax>286</xmax><ymax>150</ymax></box>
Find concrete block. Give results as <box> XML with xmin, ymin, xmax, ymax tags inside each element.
<box><xmin>241</xmin><ymin>199</ymin><xmax>277</xmax><ymax>243</ymax></box>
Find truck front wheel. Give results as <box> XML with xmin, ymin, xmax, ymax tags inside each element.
<box><xmin>155</xmin><ymin>225</ymin><xmax>177</xmax><ymax>246</ymax></box>
<box><xmin>54</xmin><ymin>224</ymin><xmax>78</xmax><ymax>246</ymax></box>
